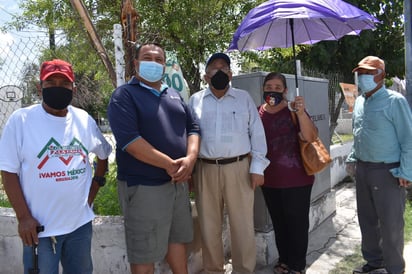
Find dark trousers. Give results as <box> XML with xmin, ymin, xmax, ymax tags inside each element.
<box><xmin>356</xmin><ymin>161</ymin><xmax>406</xmax><ymax>274</ymax></box>
<box><xmin>261</xmin><ymin>184</ymin><xmax>313</xmax><ymax>271</ymax></box>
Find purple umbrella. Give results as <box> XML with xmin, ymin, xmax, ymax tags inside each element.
<box><xmin>228</xmin><ymin>0</ymin><xmax>379</xmax><ymax>96</ymax></box>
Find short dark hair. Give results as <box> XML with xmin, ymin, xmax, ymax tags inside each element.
<box><xmin>135</xmin><ymin>43</ymin><xmax>166</xmax><ymax>60</ymax></box>
<box><xmin>263</xmin><ymin>72</ymin><xmax>287</xmax><ymax>89</ymax></box>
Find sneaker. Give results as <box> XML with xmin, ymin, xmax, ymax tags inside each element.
<box><xmin>353</xmin><ymin>263</ymin><xmax>387</xmax><ymax>273</ymax></box>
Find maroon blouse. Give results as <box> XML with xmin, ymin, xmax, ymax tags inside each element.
<box><xmin>258</xmin><ymin>105</ymin><xmax>314</xmax><ymax>188</ymax></box>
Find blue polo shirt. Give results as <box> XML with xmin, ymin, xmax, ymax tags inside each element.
<box><xmin>108</xmin><ymin>77</ymin><xmax>200</xmax><ymax>186</ymax></box>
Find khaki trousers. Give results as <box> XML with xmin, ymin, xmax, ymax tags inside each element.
<box><xmin>193</xmin><ymin>158</ymin><xmax>256</xmax><ymax>274</ymax></box>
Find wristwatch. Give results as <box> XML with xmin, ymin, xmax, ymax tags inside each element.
<box><xmin>93</xmin><ymin>176</ymin><xmax>106</xmax><ymax>187</ymax></box>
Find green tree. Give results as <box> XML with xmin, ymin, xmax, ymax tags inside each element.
<box><xmin>134</xmin><ymin>0</ymin><xmax>264</xmax><ymax>93</ymax></box>
<box><xmin>7</xmin><ymin>0</ymin><xmax>404</xmax><ymax>97</ymax></box>
<box><xmin>237</xmin><ymin>0</ymin><xmax>404</xmax><ymax>83</ymax></box>
<box><xmin>294</xmin><ymin>0</ymin><xmax>404</xmax><ymax>82</ymax></box>
<box><xmin>7</xmin><ymin>0</ymin><xmax>266</xmax><ymax>96</ymax></box>
<box><xmin>5</xmin><ymin>0</ymin><xmax>120</xmax><ymax>116</ymax></box>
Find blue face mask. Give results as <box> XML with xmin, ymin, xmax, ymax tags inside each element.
<box><xmin>358</xmin><ymin>74</ymin><xmax>377</xmax><ymax>93</ymax></box>
<box><xmin>138</xmin><ymin>61</ymin><xmax>164</xmax><ymax>83</ymax></box>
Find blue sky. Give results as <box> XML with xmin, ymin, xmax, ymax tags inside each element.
<box><xmin>0</xmin><ymin>0</ymin><xmax>19</xmax><ymax>56</ymax></box>
<box><xmin>0</xmin><ymin>0</ymin><xmax>50</xmax><ymax>86</ymax></box>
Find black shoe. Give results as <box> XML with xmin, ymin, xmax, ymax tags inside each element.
<box><xmin>353</xmin><ymin>263</ymin><xmax>387</xmax><ymax>273</ymax></box>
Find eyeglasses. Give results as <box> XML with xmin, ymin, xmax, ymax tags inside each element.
<box><xmin>206</xmin><ymin>68</ymin><xmax>231</xmax><ymax>77</ymax></box>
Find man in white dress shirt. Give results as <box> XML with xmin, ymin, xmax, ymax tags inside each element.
<box><xmin>188</xmin><ymin>53</ymin><xmax>269</xmax><ymax>274</ymax></box>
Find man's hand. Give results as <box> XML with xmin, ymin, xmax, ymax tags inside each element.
<box><xmin>170</xmin><ymin>156</ymin><xmax>197</xmax><ymax>183</ymax></box>
<box><xmin>250</xmin><ymin>173</ymin><xmax>264</xmax><ymax>190</ymax></box>
<box><xmin>1</xmin><ymin>171</ymin><xmax>41</xmax><ymax>246</ymax></box>
<box><xmin>398</xmin><ymin>178</ymin><xmax>412</xmax><ymax>187</ymax></box>
<box><xmin>18</xmin><ymin>215</ymin><xmax>41</xmax><ymax>246</ymax></box>
<box><xmin>165</xmin><ymin>159</ymin><xmax>180</xmax><ymax>179</ymax></box>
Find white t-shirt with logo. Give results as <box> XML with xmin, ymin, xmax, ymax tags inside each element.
<box><xmin>0</xmin><ymin>104</ymin><xmax>112</xmax><ymax>237</ymax></box>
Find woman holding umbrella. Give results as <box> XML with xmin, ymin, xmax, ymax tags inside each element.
<box><xmin>258</xmin><ymin>72</ymin><xmax>317</xmax><ymax>274</ymax></box>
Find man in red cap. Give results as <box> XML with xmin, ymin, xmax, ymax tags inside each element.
<box><xmin>0</xmin><ymin>59</ymin><xmax>112</xmax><ymax>273</ymax></box>
<box><xmin>347</xmin><ymin>56</ymin><xmax>412</xmax><ymax>274</ymax></box>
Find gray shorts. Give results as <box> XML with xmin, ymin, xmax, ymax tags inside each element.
<box><xmin>117</xmin><ymin>180</ymin><xmax>193</xmax><ymax>264</ymax></box>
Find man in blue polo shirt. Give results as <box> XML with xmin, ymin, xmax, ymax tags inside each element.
<box><xmin>107</xmin><ymin>43</ymin><xmax>200</xmax><ymax>274</ymax></box>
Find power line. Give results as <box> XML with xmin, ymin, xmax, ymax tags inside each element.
<box><xmin>0</xmin><ymin>5</ymin><xmax>17</xmax><ymax>17</ymax></box>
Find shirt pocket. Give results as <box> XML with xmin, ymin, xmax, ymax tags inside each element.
<box><xmin>226</xmin><ymin>110</ymin><xmax>248</xmax><ymax>134</ymax></box>
<box><xmin>363</xmin><ymin>108</ymin><xmax>385</xmax><ymax>130</ymax></box>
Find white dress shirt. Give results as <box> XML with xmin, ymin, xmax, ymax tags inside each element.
<box><xmin>188</xmin><ymin>86</ymin><xmax>269</xmax><ymax>175</ymax></box>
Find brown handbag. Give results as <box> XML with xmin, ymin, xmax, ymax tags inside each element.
<box><xmin>291</xmin><ymin>112</ymin><xmax>332</xmax><ymax>175</ymax></box>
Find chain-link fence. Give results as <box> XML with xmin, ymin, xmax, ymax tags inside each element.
<box><xmin>0</xmin><ymin>26</ymin><xmax>346</xmax><ymax>146</ymax></box>
<box><xmin>302</xmin><ymin>68</ymin><xmax>345</xmax><ymax>139</ymax></box>
<box><xmin>0</xmin><ymin>33</ymin><xmax>117</xmax><ymax>163</ymax></box>
<box><xmin>1</xmin><ymin>35</ymin><xmax>44</xmax><ymax>134</ymax></box>
<box><xmin>0</xmin><ymin>32</ymin><xmax>118</xmax><ymax>200</ymax></box>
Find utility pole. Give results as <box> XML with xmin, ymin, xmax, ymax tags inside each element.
<box><xmin>70</xmin><ymin>0</ymin><xmax>117</xmax><ymax>88</ymax></box>
<box><xmin>405</xmin><ymin>0</ymin><xmax>412</xmax><ymax>107</ymax></box>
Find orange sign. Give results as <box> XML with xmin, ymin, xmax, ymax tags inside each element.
<box><xmin>339</xmin><ymin>83</ymin><xmax>358</xmax><ymax>113</ymax></box>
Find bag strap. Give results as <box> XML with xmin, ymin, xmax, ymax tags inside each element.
<box><xmin>291</xmin><ymin>111</ymin><xmax>320</xmax><ymax>142</ymax></box>
<box><xmin>290</xmin><ymin>110</ymin><xmax>307</xmax><ymax>141</ymax></box>
<box><xmin>290</xmin><ymin>111</ymin><xmax>299</xmax><ymax>128</ymax></box>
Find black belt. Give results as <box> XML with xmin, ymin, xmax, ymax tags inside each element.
<box><xmin>199</xmin><ymin>153</ymin><xmax>249</xmax><ymax>165</ymax></box>
<box><xmin>357</xmin><ymin>160</ymin><xmax>400</xmax><ymax>168</ymax></box>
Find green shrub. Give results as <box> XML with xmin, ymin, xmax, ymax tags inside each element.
<box><xmin>93</xmin><ymin>162</ymin><xmax>121</xmax><ymax>216</ymax></box>
<box><xmin>332</xmin><ymin>133</ymin><xmax>353</xmax><ymax>145</ymax></box>
<box><xmin>0</xmin><ymin>193</ymin><xmax>11</xmax><ymax>208</ymax></box>
<box><xmin>405</xmin><ymin>200</ymin><xmax>412</xmax><ymax>242</ymax></box>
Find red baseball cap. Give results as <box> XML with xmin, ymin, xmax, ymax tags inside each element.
<box><xmin>40</xmin><ymin>59</ymin><xmax>75</xmax><ymax>82</ymax></box>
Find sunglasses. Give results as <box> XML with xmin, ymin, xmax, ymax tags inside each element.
<box><xmin>41</xmin><ymin>63</ymin><xmax>73</xmax><ymax>73</ymax></box>
<box><xmin>206</xmin><ymin>68</ymin><xmax>231</xmax><ymax>77</ymax></box>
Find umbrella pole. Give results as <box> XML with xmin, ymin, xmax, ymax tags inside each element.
<box><xmin>289</xmin><ymin>18</ymin><xmax>299</xmax><ymax>97</ymax></box>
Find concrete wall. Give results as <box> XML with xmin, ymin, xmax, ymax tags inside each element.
<box><xmin>330</xmin><ymin>142</ymin><xmax>353</xmax><ymax>188</ymax></box>
<box><xmin>335</xmin><ymin>118</ymin><xmax>352</xmax><ymax>135</ymax></box>
<box><xmin>0</xmin><ymin>143</ymin><xmax>353</xmax><ymax>274</ymax></box>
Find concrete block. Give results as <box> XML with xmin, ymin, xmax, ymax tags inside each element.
<box><xmin>254</xmin><ymin>190</ymin><xmax>336</xmax><ymax>268</ymax></box>
<box><xmin>0</xmin><ymin>144</ymin><xmax>349</xmax><ymax>274</ymax></box>
<box><xmin>309</xmin><ymin>190</ymin><xmax>336</xmax><ymax>232</ymax></box>
<box><xmin>92</xmin><ymin>216</ymin><xmax>129</xmax><ymax>274</ymax></box>
<box><xmin>335</xmin><ymin>118</ymin><xmax>352</xmax><ymax>134</ymax></box>
<box><xmin>255</xmin><ymin>231</ymin><xmax>276</xmax><ymax>266</ymax></box>
<box><xmin>330</xmin><ymin>142</ymin><xmax>353</xmax><ymax>188</ymax></box>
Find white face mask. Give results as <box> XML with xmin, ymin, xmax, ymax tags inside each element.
<box><xmin>138</xmin><ymin>61</ymin><xmax>164</xmax><ymax>83</ymax></box>
<box><xmin>358</xmin><ymin>74</ymin><xmax>377</xmax><ymax>93</ymax></box>
<box><xmin>357</xmin><ymin>69</ymin><xmax>382</xmax><ymax>94</ymax></box>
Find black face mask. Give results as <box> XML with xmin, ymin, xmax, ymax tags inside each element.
<box><xmin>263</xmin><ymin>91</ymin><xmax>284</xmax><ymax>106</ymax></box>
<box><xmin>211</xmin><ymin>70</ymin><xmax>230</xmax><ymax>90</ymax></box>
<box><xmin>42</xmin><ymin>87</ymin><xmax>73</xmax><ymax>110</ymax></box>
